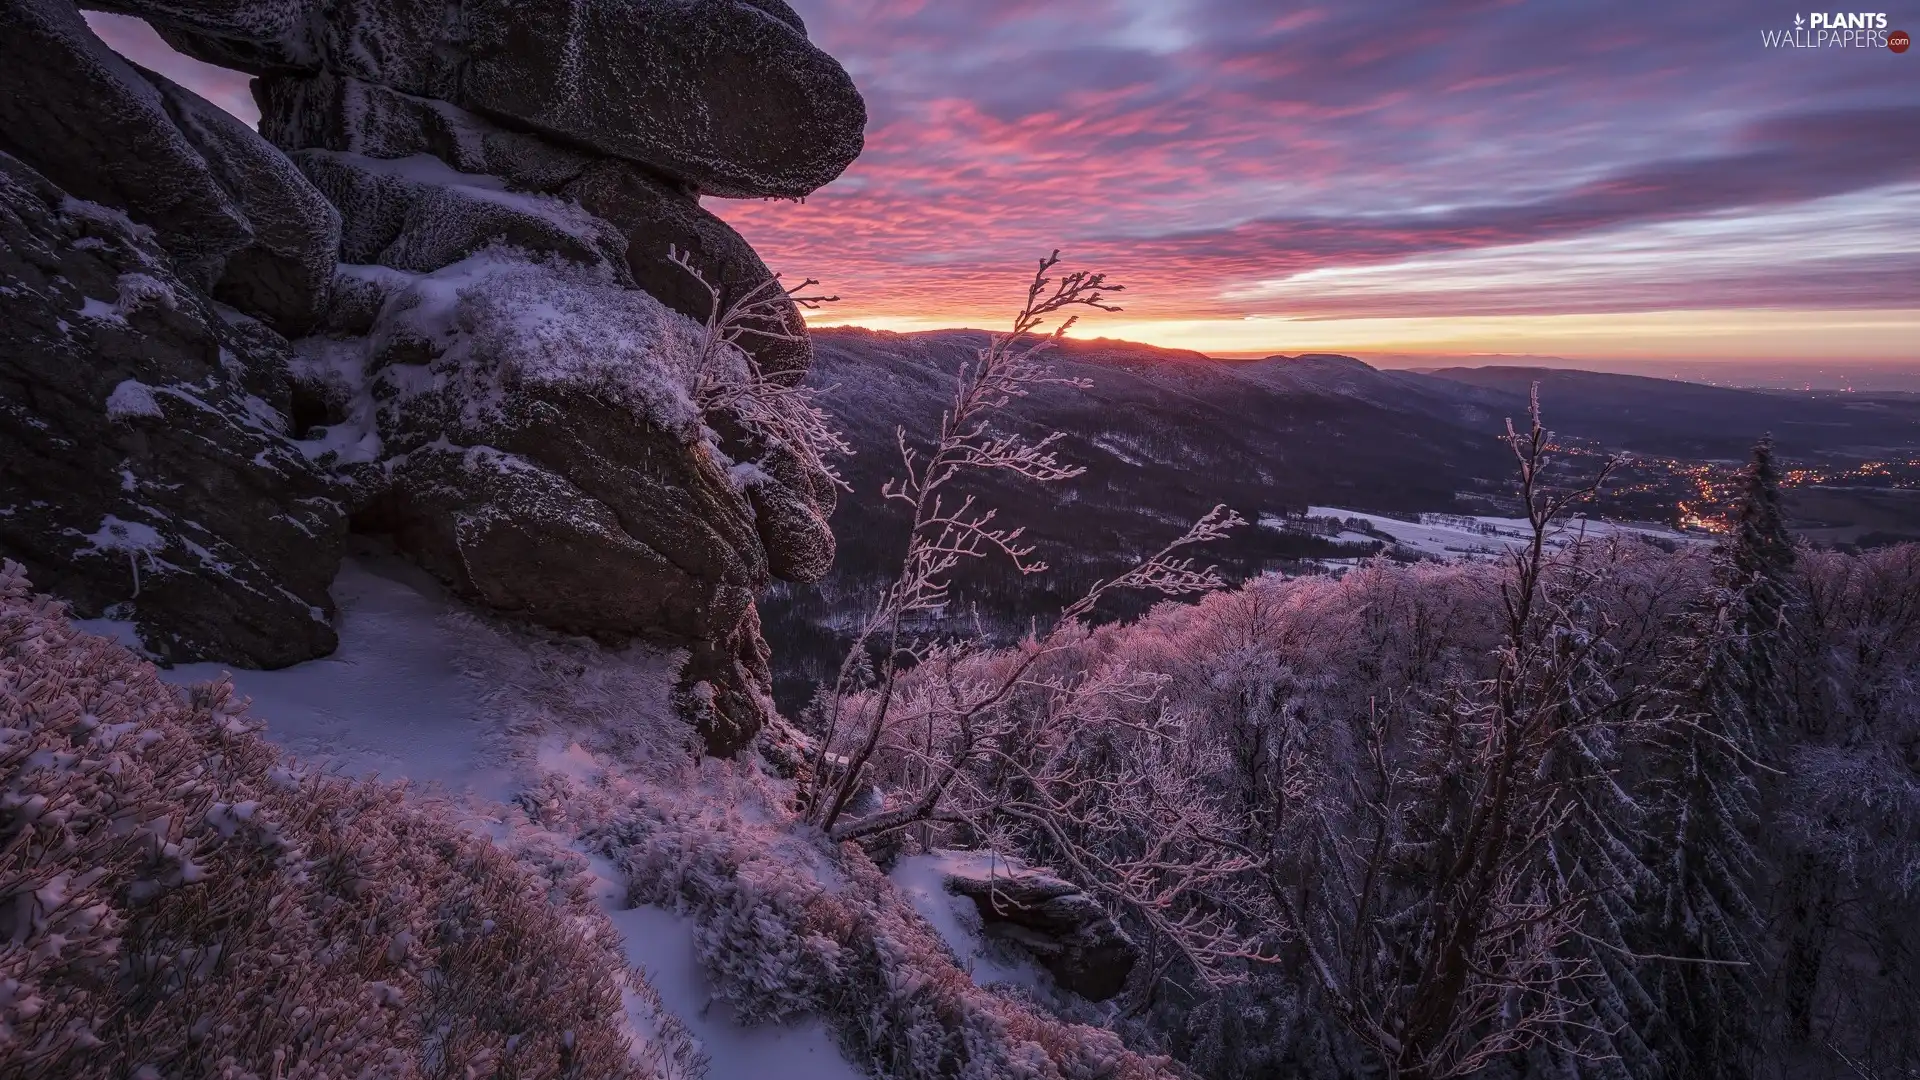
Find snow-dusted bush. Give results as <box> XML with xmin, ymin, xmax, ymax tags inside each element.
<box><xmin>0</xmin><ymin>560</ymin><xmax>668</xmax><ymax>1080</ymax></box>
<box><xmin>576</xmin><ymin>783</ymin><xmax>1184</xmax><ymax>1080</ymax></box>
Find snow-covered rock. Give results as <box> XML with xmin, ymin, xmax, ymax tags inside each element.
<box><xmin>305</xmin><ymin>251</ymin><xmax>779</xmax><ymax>753</ymax></box>
<box><xmin>939</xmin><ymin>854</ymin><xmax>1140</xmax><ymax>1002</ymax></box>
<box><xmin>8</xmin><ymin>0</ymin><xmax>858</xmax><ymax>760</ymax></box>
<box><xmin>0</xmin><ymin>150</ymin><xmax>347</xmax><ymax>667</ymax></box>
<box><xmin>255</xmin><ymin>63</ymin><xmax>824</xmax><ymax>386</ymax></box>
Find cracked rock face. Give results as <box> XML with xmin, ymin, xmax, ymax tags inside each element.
<box><xmin>0</xmin><ymin>151</ymin><xmax>347</xmax><ymax>667</ymax></box>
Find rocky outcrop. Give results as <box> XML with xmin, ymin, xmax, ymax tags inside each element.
<box><xmin>106</xmin><ymin>0</ymin><xmax>866</xmax><ymax>199</ymax></box>
<box><xmin>0</xmin><ymin>151</ymin><xmax>347</xmax><ymax>666</ymax></box>
<box><xmin>5</xmin><ymin>0</ymin><xmax>863</xmax><ymax>754</ymax></box>
<box><xmin>945</xmin><ymin>865</ymin><xmax>1140</xmax><ymax>1001</ymax></box>
<box><xmin>0</xmin><ymin>0</ymin><xmax>340</xmax><ymax>333</ymax></box>
<box><xmin>329</xmin><ymin>254</ymin><xmax>786</xmax><ymax>750</ymax></box>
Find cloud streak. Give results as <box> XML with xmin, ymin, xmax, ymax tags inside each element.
<box><xmin>80</xmin><ymin>1</ymin><xmax>1920</xmax><ymax>357</ymax></box>
<box><xmin>717</xmin><ymin>0</ymin><xmax>1920</xmax><ymax>354</ymax></box>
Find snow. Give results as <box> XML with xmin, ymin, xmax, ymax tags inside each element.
<box><xmin>369</xmin><ymin>249</ymin><xmax>709</xmax><ymax>435</ymax></box>
<box><xmin>105</xmin><ymin>379</ymin><xmax>163</xmax><ymax>420</ymax></box>
<box><xmin>80</xmin><ymin>515</ymin><xmax>164</xmax><ymax>555</ymax></box>
<box><xmin>71</xmin><ymin>614</ymin><xmax>147</xmax><ymax>653</ymax></box>
<box><xmin>142</xmin><ymin>549</ymin><xmax>870</xmax><ymax>1080</ymax></box>
<box><xmin>1277</xmin><ymin>506</ymin><xmax>1706</xmax><ymax>562</ymax></box>
<box><xmin>289</xmin><ymin>336</ymin><xmax>384</xmax><ymax>463</ymax></box>
<box><xmin>156</xmin><ymin>555</ymin><xmax>515</xmax><ymax>799</ymax></box>
<box><xmin>608</xmin><ymin>905</ymin><xmax>864</xmax><ymax>1080</ymax></box>
<box><xmin>75</xmin><ymin>296</ymin><xmax>122</xmax><ymax>323</ymax></box>
<box><xmin>114</xmin><ymin>271</ymin><xmax>178</xmax><ymax>316</ymax></box>
<box><xmin>890</xmin><ymin>850</ymin><xmax>1051</xmax><ymax>994</ymax></box>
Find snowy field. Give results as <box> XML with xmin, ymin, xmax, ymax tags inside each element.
<box><xmin>83</xmin><ymin>550</ymin><xmax>867</xmax><ymax>1080</ymax></box>
<box><xmin>1260</xmin><ymin>506</ymin><xmax>1706</xmax><ymax>563</ymax></box>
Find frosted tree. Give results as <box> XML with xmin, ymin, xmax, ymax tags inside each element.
<box><xmin>1282</xmin><ymin>391</ymin><xmax>1674</xmax><ymax>1079</ymax></box>
<box><xmin>1594</xmin><ymin>495</ymin><xmax>1785</xmax><ymax>1080</ymax></box>
<box><xmin>796</xmin><ymin>252</ymin><xmax>1263</xmax><ymax>980</ymax></box>
<box><xmin>1771</xmin><ymin>542</ymin><xmax>1920</xmax><ymax>1072</ymax></box>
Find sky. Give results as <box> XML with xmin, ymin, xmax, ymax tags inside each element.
<box><xmin>88</xmin><ymin>2</ymin><xmax>1920</xmax><ymax>363</ymax></box>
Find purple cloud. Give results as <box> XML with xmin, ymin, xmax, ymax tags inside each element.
<box><xmin>70</xmin><ymin>1</ymin><xmax>1920</xmax><ymax>341</ymax></box>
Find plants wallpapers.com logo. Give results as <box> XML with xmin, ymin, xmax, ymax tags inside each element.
<box><xmin>1762</xmin><ymin>11</ymin><xmax>1910</xmax><ymax>48</ymax></box>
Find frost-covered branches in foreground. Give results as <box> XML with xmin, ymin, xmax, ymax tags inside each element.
<box><xmin>667</xmin><ymin>245</ymin><xmax>851</xmax><ymax>488</ymax></box>
<box><xmin>0</xmin><ymin>561</ymin><xmax>682</xmax><ymax>1080</ymax></box>
<box><xmin>1272</xmin><ymin>393</ymin><xmax>1642</xmax><ymax>1078</ymax></box>
<box><xmin>863</xmin><ymin>406</ymin><xmax>1920</xmax><ymax>1079</ymax></box>
<box><xmin>793</xmin><ymin>252</ymin><xmax>1260</xmax><ymax>984</ymax></box>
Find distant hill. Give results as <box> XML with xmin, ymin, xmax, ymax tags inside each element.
<box><xmin>759</xmin><ymin>329</ymin><xmax>1920</xmax><ymax>710</ymax></box>
<box><xmin>1423</xmin><ymin>365</ymin><xmax>1920</xmax><ymax>459</ymax></box>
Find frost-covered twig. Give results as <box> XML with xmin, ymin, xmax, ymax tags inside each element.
<box><xmin>668</xmin><ymin>245</ymin><xmax>850</xmax><ymax>488</ymax></box>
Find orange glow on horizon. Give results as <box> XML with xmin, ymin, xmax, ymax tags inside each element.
<box><xmin>803</xmin><ymin>307</ymin><xmax>1920</xmax><ymax>363</ymax></box>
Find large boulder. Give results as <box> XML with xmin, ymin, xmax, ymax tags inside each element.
<box><xmin>332</xmin><ymin>251</ymin><xmax>781</xmax><ymax>753</ymax></box>
<box><xmin>102</xmin><ymin>0</ymin><xmax>866</xmax><ymax>198</ymax></box>
<box><xmin>455</xmin><ymin>0</ymin><xmax>865</xmax><ymax>198</ymax></box>
<box><xmin>47</xmin><ymin>0</ymin><xmax>863</xmax><ymax>756</ymax></box>
<box><xmin>0</xmin><ymin>151</ymin><xmax>348</xmax><ymax>667</ymax></box>
<box><xmin>944</xmin><ymin>863</ymin><xmax>1140</xmax><ymax>1002</ymax></box>
<box><xmin>0</xmin><ymin>0</ymin><xmax>338</xmax><ymax>331</ymax></box>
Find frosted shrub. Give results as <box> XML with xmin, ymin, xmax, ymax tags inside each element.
<box><xmin>0</xmin><ymin>561</ymin><xmax>663</xmax><ymax>1080</ymax></box>
<box><xmin>667</xmin><ymin>246</ymin><xmax>851</xmax><ymax>488</ymax></box>
<box><xmin>592</xmin><ymin>793</ymin><xmax>1183</xmax><ymax>1079</ymax></box>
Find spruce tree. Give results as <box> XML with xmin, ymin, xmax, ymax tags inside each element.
<box><xmin>1724</xmin><ymin>435</ymin><xmax>1798</xmax><ymax>739</ymax></box>
<box><xmin>1632</xmin><ymin>437</ymin><xmax>1797</xmax><ymax>1078</ymax></box>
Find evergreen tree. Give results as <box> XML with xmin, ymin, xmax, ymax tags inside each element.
<box><xmin>1725</xmin><ymin>435</ymin><xmax>1799</xmax><ymax>738</ymax></box>
<box><xmin>1631</xmin><ymin>437</ymin><xmax>1797</xmax><ymax>1078</ymax></box>
<box><xmin>1632</xmin><ymin>587</ymin><xmax>1766</xmax><ymax>1080</ymax></box>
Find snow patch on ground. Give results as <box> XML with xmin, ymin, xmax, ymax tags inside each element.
<box><xmin>105</xmin><ymin>379</ymin><xmax>163</xmax><ymax>420</ymax></box>
<box><xmin>157</xmin><ymin>555</ymin><xmax>516</xmax><ymax>799</ymax></box>
<box><xmin>1279</xmin><ymin>506</ymin><xmax>1706</xmax><ymax>562</ymax></box>
<box><xmin>79</xmin><ymin>514</ymin><xmax>165</xmax><ymax>555</ymax></box>
<box><xmin>70</xmin><ymin>614</ymin><xmax>148</xmax><ymax>653</ymax></box>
